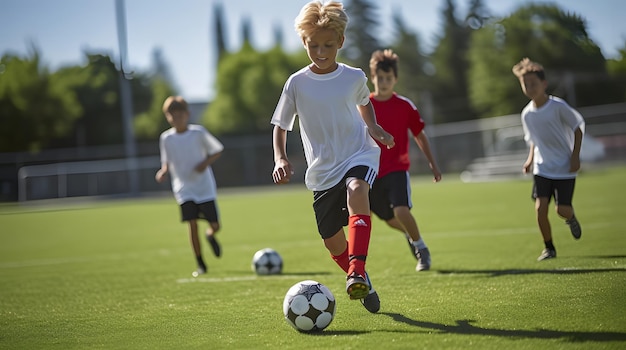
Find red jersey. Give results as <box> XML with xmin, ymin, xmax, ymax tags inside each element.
<box><xmin>370</xmin><ymin>92</ymin><xmax>425</xmax><ymax>178</ymax></box>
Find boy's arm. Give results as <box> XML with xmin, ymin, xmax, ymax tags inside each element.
<box><xmin>272</xmin><ymin>125</ymin><xmax>293</xmax><ymax>184</ymax></box>
<box><xmin>195</xmin><ymin>152</ymin><xmax>222</xmax><ymax>172</ymax></box>
<box><xmin>523</xmin><ymin>142</ymin><xmax>534</xmax><ymax>174</ymax></box>
<box><xmin>357</xmin><ymin>102</ymin><xmax>395</xmax><ymax>148</ymax></box>
<box><xmin>414</xmin><ymin>131</ymin><xmax>442</xmax><ymax>182</ymax></box>
<box><xmin>570</xmin><ymin>127</ymin><xmax>583</xmax><ymax>172</ymax></box>
<box><xmin>155</xmin><ymin>163</ymin><xmax>168</xmax><ymax>183</ymax></box>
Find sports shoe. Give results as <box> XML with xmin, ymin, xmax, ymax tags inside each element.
<box><xmin>192</xmin><ymin>266</ymin><xmax>206</xmax><ymax>277</ymax></box>
<box><xmin>405</xmin><ymin>234</ymin><xmax>418</xmax><ymax>261</ymax></box>
<box><xmin>537</xmin><ymin>248</ymin><xmax>556</xmax><ymax>261</ymax></box>
<box><xmin>206</xmin><ymin>234</ymin><xmax>222</xmax><ymax>257</ymax></box>
<box><xmin>346</xmin><ymin>272</ymin><xmax>370</xmax><ymax>300</ymax></box>
<box><xmin>566</xmin><ymin>216</ymin><xmax>582</xmax><ymax>240</ymax></box>
<box><xmin>416</xmin><ymin>247</ymin><xmax>431</xmax><ymax>271</ymax></box>
<box><xmin>360</xmin><ymin>272</ymin><xmax>380</xmax><ymax>313</ymax></box>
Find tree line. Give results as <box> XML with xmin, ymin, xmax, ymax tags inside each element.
<box><xmin>1</xmin><ymin>0</ymin><xmax>625</xmax><ymax>153</ymax></box>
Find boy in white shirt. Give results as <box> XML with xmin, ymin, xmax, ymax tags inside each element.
<box><xmin>271</xmin><ymin>1</ymin><xmax>394</xmax><ymax>313</ymax></box>
<box><xmin>156</xmin><ymin>96</ymin><xmax>224</xmax><ymax>276</ymax></box>
<box><xmin>513</xmin><ymin>58</ymin><xmax>584</xmax><ymax>261</ymax></box>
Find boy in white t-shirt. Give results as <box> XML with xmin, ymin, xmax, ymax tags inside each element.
<box><xmin>271</xmin><ymin>1</ymin><xmax>394</xmax><ymax>313</ymax></box>
<box><xmin>512</xmin><ymin>58</ymin><xmax>584</xmax><ymax>261</ymax></box>
<box><xmin>156</xmin><ymin>96</ymin><xmax>224</xmax><ymax>276</ymax></box>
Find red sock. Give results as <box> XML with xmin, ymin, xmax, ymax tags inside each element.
<box><xmin>347</xmin><ymin>214</ymin><xmax>371</xmax><ymax>276</ymax></box>
<box><xmin>330</xmin><ymin>246</ymin><xmax>350</xmax><ymax>273</ymax></box>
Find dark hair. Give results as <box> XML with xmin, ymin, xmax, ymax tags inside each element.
<box><xmin>369</xmin><ymin>49</ymin><xmax>399</xmax><ymax>78</ymax></box>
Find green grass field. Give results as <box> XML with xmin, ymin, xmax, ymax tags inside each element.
<box><xmin>1</xmin><ymin>166</ymin><xmax>625</xmax><ymax>349</ymax></box>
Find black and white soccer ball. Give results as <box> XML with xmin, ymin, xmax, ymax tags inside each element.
<box><xmin>251</xmin><ymin>248</ymin><xmax>283</xmax><ymax>275</ymax></box>
<box><xmin>283</xmin><ymin>280</ymin><xmax>336</xmax><ymax>332</ymax></box>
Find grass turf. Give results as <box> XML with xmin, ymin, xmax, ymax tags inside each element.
<box><xmin>1</xmin><ymin>166</ymin><xmax>625</xmax><ymax>349</ymax></box>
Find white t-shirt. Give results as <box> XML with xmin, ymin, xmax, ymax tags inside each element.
<box><xmin>271</xmin><ymin>63</ymin><xmax>380</xmax><ymax>191</ymax></box>
<box><xmin>159</xmin><ymin>124</ymin><xmax>224</xmax><ymax>204</ymax></box>
<box><xmin>521</xmin><ymin>96</ymin><xmax>585</xmax><ymax>179</ymax></box>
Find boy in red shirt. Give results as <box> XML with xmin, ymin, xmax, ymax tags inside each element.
<box><xmin>369</xmin><ymin>49</ymin><xmax>442</xmax><ymax>271</ymax></box>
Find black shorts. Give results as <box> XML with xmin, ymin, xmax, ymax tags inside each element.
<box><xmin>370</xmin><ymin>171</ymin><xmax>412</xmax><ymax>221</ymax></box>
<box><xmin>312</xmin><ymin>166</ymin><xmax>377</xmax><ymax>239</ymax></box>
<box><xmin>180</xmin><ymin>200</ymin><xmax>219</xmax><ymax>223</ymax></box>
<box><xmin>532</xmin><ymin>175</ymin><xmax>576</xmax><ymax>205</ymax></box>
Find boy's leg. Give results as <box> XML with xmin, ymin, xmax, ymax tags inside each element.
<box><xmin>533</xmin><ymin>176</ymin><xmax>556</xmax><ymax>261</ymax></box>
<box><xmin>535</xmin><ymin>197</ymin><xmax>556</xmax><ymax>261</ymax></box>
<box><xmin>555</xmin><ymin>178</ymin><xmax>581</xmax><ymax>239</ymax></box>
<box><xmin>188</xmin><ymin>219</ymin><xmax>207</xmax><ymax>275</ymax></box>
<box><xmin>387</xmin><ymin>172</ymin><xmax>430</xmax><ymax>270</ymax></box>
<box><xmin>181</xmin><ymin>202</ymin><xmax>207</xmax><ymax>275</ymax></box>
<box><xmin>346</xmin><ymin>178</ymin><xmax>371</xmax><ymax>276</ymax></box>
<box><xmin>199</xmin><ymin>201</ymin><xmax>222</xmax><ymax>257</ymax></box>
<box><xmin>345</xmin><ymin>178</ymin><xmax>373</xmax><ymax>300</ymax></box>
<box><xmin>326</xmin><ymin>234</ymin><xmax>350</xmax><ymax>273</ymax></box>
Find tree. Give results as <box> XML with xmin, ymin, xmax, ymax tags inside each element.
<box><xmin>606</xmin><ymin>42</ymin><xmax>626</xmax><ymax>101</ymax></box>
<box><xmin>0</xmin><ymin>50</ymin><xmax>81</xmax><ymax>152</ymax></box>
<box><xmin>428</xmin><ymin>0</ymin><xmax>477</xmax><ymax>123</ymax></box>
<box><xmin>203</xmin><ymin>45</ymin><xmax>308</xmax><ymax>135</ymax></box>
<box><xmin>213</xmin><ymin>2</ymin><xmax>228</xmax><ymax>64</ymax></box>
<box><xmin>343</xmin><ymin>0</ymin><xmax>381</xmax><ymax>72</ymax></box>
<box><xmin>52</xmin><ymin>54</ymin><xmax>126</xmax><ymax>147</ymax></box>
<box><xmin>133</xmin><ymin>49</ymin><xmax>178</xmax><ymax>141</ymax></box>
<box><xmin>387</xmin><ymin>9</ymin><xmax>429</xmax><ymax>105</ymax></box>
<box><xmin>468</xmin><ymin>3</ymin><xmax>610</xmax><ymax>118</ymax></box>
<box><xmin>133</xmin><ymin>77</ymin><xmax>176</xmax><ymax>141</ymax></box>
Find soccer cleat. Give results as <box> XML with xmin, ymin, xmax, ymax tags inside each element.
<box><xmin>206</xmin><ymin>234</ymin><xmax>222</xmax><ymax>257</ymax></box>
<box><xmin>405</xmin><ymin>234</ymin><xmax>418</xmax><ymax>261</ymax></box>
<box><xmin>415</xmin><ymin>247</ymin><xmax>431</xmax><ymax>271</ymax></box>
<box><xmin>537</xmin><ymin>248</ymin><xmax>557</xmax><ymax>261</ymax></box>
<box><xmin>361</xmin><ymin>291</ymin><xmax>380</xmax><ymax>313</ymax></box>
<box><xmin>192</xmin><ymin>266</ymin><xmax>207</xmax><ymax>277</ymax></box>
<box><xmin>346</xmin><ymin>272</ymin><xmax>370</xmax><ymax>300</ymax></box>
<box><xmin>360</xmin><ymin>272</ymin><xmax>380</xmax><ymax>313</ymax></box>
<box><xmin>566</xmin><ymin>216</ymin><xmax>582</xmax><ymax>240</ymax></box>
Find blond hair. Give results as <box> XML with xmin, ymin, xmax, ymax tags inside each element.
<box><xmin>162</xmin><ymin>96</ymin><xmax>188</xmax><ymax>115</ymax></box>
<box><xmin>512</xmin><ymin>58</ymin><xmax>545</xmax><ymax>80</ymax></box>
<box><xmin>294</xmin><ymin>1</ymin><xmax>348</xmax><ymax>40</ymax></box>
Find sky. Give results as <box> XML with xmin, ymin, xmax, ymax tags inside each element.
<box><xmin>2</xmin><ymin>0</ymin><xmax>625</xmax><ymax>102</ymax></box>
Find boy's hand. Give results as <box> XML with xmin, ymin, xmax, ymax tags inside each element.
<box><xmin>273</xmin><ymin>159</ymin><xmax>294</xmax><ymax>184</ymax></box>
<box><xmin>155</xmin><ymin>169</ymin><xmax>167</xmax><ymax>183</ymax></box>
<box><xmin>522</xmin><ymin>161</ymin><xmax>532</xmax><ymax>174</ymax></box>
<box><xmin>369</xmin><ymin>125</ymin><xmax>395</xmax><ymax>149</ymax></box>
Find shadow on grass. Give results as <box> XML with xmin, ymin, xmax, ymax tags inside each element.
<box><xmin>436</xmin><ymin>267</ymin><xmax>626</xmax><ymax>277</ymax></box>
<box><xmin>381</xmin><ymin>313</ymin><xmax>626</xmax><ymax>342</ymax></box>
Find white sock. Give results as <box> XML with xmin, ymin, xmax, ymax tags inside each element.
<box><xmin>412</xmin><ymin>237</ymin><xmax>427</xmax><ymax>250</ymax></box>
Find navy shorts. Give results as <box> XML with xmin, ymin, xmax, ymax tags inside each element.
<box><xmin>312</xmin><ymin>166</ymin><xmax>377</xmax><ymax>239</ymax></box>
<box><xmin>532</xmin><ymin>175</ymin><xmax>576</xmax><ymax>206</ymax></box>
<box><xmin>180</xmin><ymin>200</ymin><xmax>219</xmax><ymax>223</ymax></box>
<box><xmin>370</xmin><ymin>171</ymin><xmax>412</xmax><ymax>221</ymax></box>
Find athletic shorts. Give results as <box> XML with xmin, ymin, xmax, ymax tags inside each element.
<box><xmin>180</xmin><ymin>200</ymin><xmax>219</xmax><ymax>223</ymax></box>
<box><xmin>532</xmin><ymin>175</ymin><xmax>576</xmax><ymax>205</ymax></box>
<box><xmin>312</xmin><ymin>166</ymin><xmax>377</xmax><ymax>239</ymax></box>
<box><xmin>370</xmin><ymin>171</ymin><xmax>412</xmax><ymax>221</ymax></box>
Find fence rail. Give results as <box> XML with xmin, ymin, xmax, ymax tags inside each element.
<box><xmin>9</xmin><ymin>102</ymin><xmax>626</xmax><ymax>201</ymax></box>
